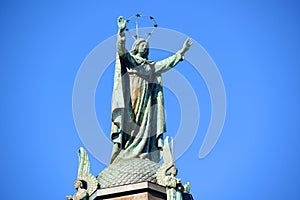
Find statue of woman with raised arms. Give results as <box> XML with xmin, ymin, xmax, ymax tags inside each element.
<box><xmin>110</xmin><ymin>16</ymin><xmax>192</xmax><ymax>164</ymax></box>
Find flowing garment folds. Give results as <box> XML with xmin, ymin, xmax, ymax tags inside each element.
<box><xmin>110</xmin><ymin>32</ymin><xmax>183</xmax><ymax>164</ymax></box>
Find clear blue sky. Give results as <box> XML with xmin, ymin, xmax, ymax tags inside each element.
<box><xmin>1</xmin><ymin>0</ymin><xmax>300</xmax><ymax>199</ymax></box>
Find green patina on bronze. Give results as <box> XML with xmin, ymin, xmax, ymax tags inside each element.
<box><xmin>110</xmin><ymin>16</ymin><xmax>192</xmax><ymax>164</ymax></box>
<box><xmin>97</xmin><ymin>158</ymin><xmax>161</xmax><ymax>188</ymax></box>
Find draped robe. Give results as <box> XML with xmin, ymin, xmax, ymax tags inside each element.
<box><xmin>110</xmin><ymin>33</ymin><xmax>183</xmax><ymax>164</ymax></box>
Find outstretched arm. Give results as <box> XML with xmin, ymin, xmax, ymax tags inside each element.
<box><xmin>116</xmin><ymin>16</ymin><xmax>128</xmax><ymax>56</ymax></box>
<box><xmin>153</xmin><ymin>38</ymin><xmax>193</xmax><ymax>74</ymax></box>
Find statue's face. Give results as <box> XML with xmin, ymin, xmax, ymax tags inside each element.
<box><xmin>138</xmin><ymin>41</ymin><xmax>148</xmax><ymax>55</ymax></box>
<box><xmin>74</xmin><ymin>180</ymin><xmax>82</xmax><ymax>189</ymax></box>
<box><xmin>171</xmin><ymin>166</ymin><xmax>178</xmax><ymax>176</ymax></box>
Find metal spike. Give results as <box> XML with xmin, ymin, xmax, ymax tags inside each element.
<box><xmin>135</xmin><ymin>16</ymin><xmax>139</xmax><ymax>38</ymax></box>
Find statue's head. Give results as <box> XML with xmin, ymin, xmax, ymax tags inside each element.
<box><xmin>170</xmin><ymin>166</ymin><xmax>178</xmax><ymax>176</ymax></box>
<box><xmin>130</xmin><ymin>38</ymin><xmax>149</xmax><ymax>59</ymax></box>
<box><xmin>74</xmin><ymin>180</ymin><xmax>83</xmax><ymax>189</ymax></box>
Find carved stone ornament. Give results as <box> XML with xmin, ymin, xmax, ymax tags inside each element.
<box><xmin>156</xmin><ymin>137</ymin><xmax>191</xmax><ymax>200</ymax></box>
<box><xmin>66</xmin><ymin>147</ymin><xmax>99</xmax><ymax>200</ymax></box>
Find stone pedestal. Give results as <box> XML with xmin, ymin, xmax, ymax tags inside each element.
<box><xmin>89</xmin><ymin>181</ymin><xmax>194</xmax><ymax>200</ymax></box>
<box><xmin>90</xmin><ymin>181</ymin><xmax>166</xmax><ymax>200</ymax></box>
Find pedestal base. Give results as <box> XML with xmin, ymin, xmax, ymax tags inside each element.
<box><xmin>90</xmin><ymin>181</ymin><xmax>166</xmax><ymax>200</ymax></box>
<box><xmin>89</xmin><ymin>181</ymin><xmax>194</xmax><ymax>200</ymax></box>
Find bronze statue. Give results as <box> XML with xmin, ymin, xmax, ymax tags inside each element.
<box><xmin>110</xmin><ymin>16</ymin><xmax>193</xmax><ymax>164</ymax></box>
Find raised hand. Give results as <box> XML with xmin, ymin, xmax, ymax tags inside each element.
<box><xmin>179</xmin><ymin>38</ymin><xmax>193</xmax><ymax>55</ymax></box>
<box><xmin>117</xmin><ymin>16</ymin><xmax>127</xmax><ymax>32</ymax></box>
